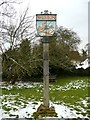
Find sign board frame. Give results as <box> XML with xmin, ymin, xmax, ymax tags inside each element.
<box><xmin>36</xmin><ymin>14</ymin><xmax>57</xmax><ymax>37</ymax></box>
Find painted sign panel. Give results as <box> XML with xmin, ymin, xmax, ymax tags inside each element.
<box><xmin>36</xmin><ymin>14</ymin><xmax>57</xmax><ymax>36</ymax></box>
<box><xmin>36</xmin><ymin>21</ymin><xmax>56</xmax><ymax>36</ymax></box>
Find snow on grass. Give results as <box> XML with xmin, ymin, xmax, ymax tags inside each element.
<box><xmin>1</xmin><ymin>81</ymin><xmax>43</xmax><ymax>90</ymax></box>
<box><xmin>1</xmin><ymin>79</ymin><xmax>88</xmax><ymax>91</ymax></box>
<box><xmin>50</xmin><ymin>79</ymin><xmax>88</xmax><ymax>91</ymax></box>
<box><xmin>0</xmin><ymin>78</ymin><xmax>89</xmax><ymax>119</ymax></box>
<box><xmin>0</xmin><ymin>100</ymin><xmax>86</xmax><ymax>119</ymax></box>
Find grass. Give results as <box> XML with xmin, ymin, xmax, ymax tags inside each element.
<box><xmin>50</xmin><ymin>77</ymin><xmax>89</xmax><ymax>114</ymax></box>
<box><xmin>50</xmin><ymin>88</ymin><xmax>87</xmax><ymax>103</ymax></box>
<box><xmin>2</xmin><ymin>87</ymin><xmax>43</xmax><ymax>101</ymax></box>
<box><xmin>1</xmin><ymin>76</ymin><xmax>89</xmax><ymax>117</ymax></box>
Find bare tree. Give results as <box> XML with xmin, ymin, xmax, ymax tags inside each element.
<box><xmin>0</xmin><ymin>0</ymin><xmax>20</xmax><ymax>52</ymax></box>
<box><xmin>0</xmin><ymin>0</ymin><xmax>21</xmax><ymax>17</ymax></box>
<box><xmin>0</xmin><ymin>0</ymin><xmax>35</xmax><ymax>51</ymax></box>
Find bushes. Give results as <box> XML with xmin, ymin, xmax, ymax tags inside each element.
<box><xmin>74</xmin><ymin>67</ymin><xmax>90</xmax><ymax>76</ymax></box>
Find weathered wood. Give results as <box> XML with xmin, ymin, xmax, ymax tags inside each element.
<box><xmin>43</xmin><ymin>42</ymin><xmax>49</xmax><ymax>107</ymax></box>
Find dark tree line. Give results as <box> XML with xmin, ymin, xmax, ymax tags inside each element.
<box><xmin>2</xmin><ymin>26</ymin><xmax>88</xmax><ymax>83</ymax></box>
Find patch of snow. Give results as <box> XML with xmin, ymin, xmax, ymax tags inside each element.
<box><xmin>0</xmin><ymin>82</ymin><xmax>43</xmax><ymax>90</ymax></box>
<box><xmin>54</xmin><ymin>104</ymin><xmax>83</xmax><ymax>118</ymax></box>
<box><xmin>0</xmin><ymin>109</ymin><xmax>3</xmax><ymax>119</ymax></box>
<box><xmin>0</xmin><ymin>101</ymin><xmax>89</xmax><ymax>119</ymax></box>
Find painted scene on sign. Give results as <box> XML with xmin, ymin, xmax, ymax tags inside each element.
<box><xmin>36</xmin><ymin>21</ymin><xmax>56</xmax><ymax>36</ymax></box>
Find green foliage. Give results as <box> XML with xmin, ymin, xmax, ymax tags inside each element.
<box><xmin>2</xmin><ymin>26</ymin><xmax>84</xmax><ymax>82</ymax></box>
<box><xmin>56</xmin><ymin>27</ymin><xmax>81</xmax><ymax>50</ymax></box>
<box><xmin>49</xmin><ymin>27</ymin><xmax>81</xmax><ymax>74</ymax></box>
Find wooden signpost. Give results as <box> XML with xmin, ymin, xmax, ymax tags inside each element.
<box><xmin>34</xmin><ymin>10</ymin><xmax>57</xmax><ymax>118</ymax></box>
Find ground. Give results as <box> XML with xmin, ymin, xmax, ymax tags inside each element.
<box><xmin>0</xmin><ymin>77</ymin><xmax>89</xmax><ymax>119</ymax></box>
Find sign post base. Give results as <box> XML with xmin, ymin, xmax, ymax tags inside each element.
<box><xmin>33</xmin><ymin>104</ymin><xmax>57</xmax><ymax>119</ymax></box>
